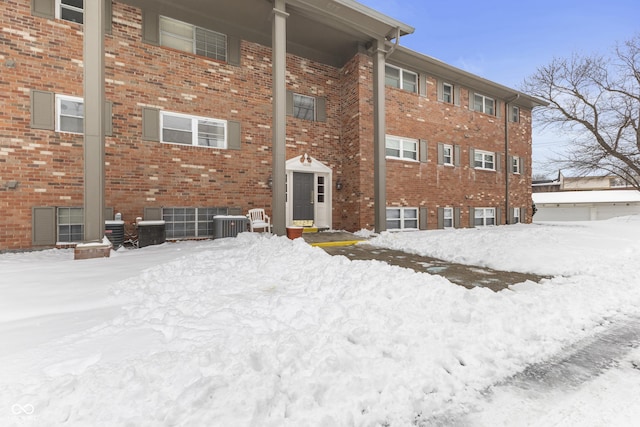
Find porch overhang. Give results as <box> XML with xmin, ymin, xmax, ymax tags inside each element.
<box><xmin>121</xmin><ymin>0</ymin><xmax>414</xmax><ymax>67</ymax></box>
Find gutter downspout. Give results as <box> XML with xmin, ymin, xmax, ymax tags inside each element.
<box><xmin>504</xmin><ymin>94</ymin><xmax>519</xmax><ymax>224</ymax></box>
<box><xmin>384</xmin><ymin>27</ymin><xmax>401</xmax><ymax>59</ymax></box>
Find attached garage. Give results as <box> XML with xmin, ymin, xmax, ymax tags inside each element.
<box><xmin>533</xmin><ymin>190</ymin><xmax>640</xmax><ymax>222</ymax></box>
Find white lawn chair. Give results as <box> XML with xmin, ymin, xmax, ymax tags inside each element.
<box><xmin>247</xmin><ymin>208</ymin><xmax>272</xmax><ymax>233</ymax></box>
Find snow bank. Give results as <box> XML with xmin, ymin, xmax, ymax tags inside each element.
<box><xmin>1</xmin><ymin>218</ymin><xmax>640</xmax><ymax>425</ymax></box>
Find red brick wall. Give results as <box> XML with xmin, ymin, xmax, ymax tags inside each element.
<box><xmin>369</xmin><ymin>71</ymin><xmax>533</xmax><ymax>228</ymax></box>
<box><xmin>0</xmin><ymin>1</ymin><xmax>533</xmax><ymax>250</ymax></box>
<box><xmin>0</xmin><ymin>2</ymin><xmax>344</xmax><ymax>249</ymax></box>
<box><xmin>0</xmin><ymin>0</ymin><xmax>86</xmax><ymax>251</ymax></box>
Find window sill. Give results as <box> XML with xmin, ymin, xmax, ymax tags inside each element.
<box><xmin>160</xmin><ymin>141</ymin><xmax>227</xmax><ymax>150</ymax></box>
<box><xmin>386</xmin><ymin>156</ymin><xmax>419</xmax><ymax>163</ymax></box>
<box><xmin>386</xmin><ymin>86</ymin><xmax>418</xmax><ymax>95</ymax></box>
<box><xmin>474</xmin><ymin>167</ymin><xmax>496</xmax><ymax>172</ymax></box>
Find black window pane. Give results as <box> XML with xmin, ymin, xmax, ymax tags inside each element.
<box><xmin>163</xmin><ymin>129</ymin><xmax>192</xmax><ymax>145</ymax></box>
<box><xmin>63</xmin><ymin>0</ymin><xmax>83</xmax><ymax>8</ymax></box>
<box><xmin>61</xmin><ymin>8</ymin><xmax>83</xmax><ymax>24</ymax></box>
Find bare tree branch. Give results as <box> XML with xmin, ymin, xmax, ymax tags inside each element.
<box><xmin>522</xmin><ymin>34</ymin><xmax>640</xmax><ymax>191</ymax></box>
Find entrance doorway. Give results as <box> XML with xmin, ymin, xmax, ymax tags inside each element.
<box><xmin>285</xmin><ymin>154</ymin><xmax>332</xmax><ymax>228</ymax></box>
<box><xmin>293</xmin><ymin>172</ymin><xmax>314</xmax><ymax>223</ymax></box>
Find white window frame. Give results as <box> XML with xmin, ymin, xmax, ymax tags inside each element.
<box><xmin>386</xmin><ymin>207</ymin><xmax>419</xmax><ymax>231</ymax></box>
<box><xmin>443</xmin><ymin>207</ymin><xmax>454</xmax><ymax>228</ymax></box>
<box><xmin>56</xmin><ymin>94</ymin><xmax>84</xmax><ymax>134</ymax></box>
<box><xmin>385</xmin><ymin>64</ymin><xmax>418</xmax><ymax>93</ymax></box>
<box><xmin>513</xmin><ymin>207</ymin><xmax>520</xmax><ymax>224</ymax></box>
<box><xmin>293</xmin><ymin>93</ymin><xmax>316</xmax><ymax>121</ymax></box>
<box><xmin>385</xmin><ymin>135</ymin><xmax>418</xmax><ymax>161</ymax></box>
<box><xmin>473</xmin><ymin>93</ymin><xmax>495</xmax><ymax>115</ymax></box>
<box><xmin>159</xmin><ymin>16</ymin><xmax>227</xmax><ymax>61</ymax></box>
<box><xmin>474</xmin><ymin>150</ymin><xmax>495</xmax><ymax>170</ymax></box>
<box><xmin>511</xmin><ymin>105</ymin><xmax>520</xmax><ymax>122</ymax></box>
<box><xmin>474</xmin><ymin>207</ymin><xmax>496</xmax><ymax>227</ymax></box>
<box><xmin>316</xmin><ymin>176</ymin><xmax>326</xmax><ymax>204</ymax></box>
<box><xmin>512</xmin><ymin>156</ymin><xmax>521</xmax><ymax>174</ymax></box>
<box><xmin>443</xmin><ymin>144</ymin><xmax>454</xmax><ymax>165</ymax></box>
<box><xmin>160</xmin><ymin>111</ymin><xmax>227</xmax><ymax>149</ymax></box>
<box><xmin>442</xmin><ymin>83</ymin><xmax>454</xmax><ymax>103</ymax></box>
<box><xmin>56</xmin><ymin>0</ymin><xmax>83</xmax><ymax>24</ymax></box>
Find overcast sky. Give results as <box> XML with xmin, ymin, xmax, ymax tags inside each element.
<box><xmin>357</xmin><ymin>0</ymin><xmax>640</xmax><ymax>177</ymax></box>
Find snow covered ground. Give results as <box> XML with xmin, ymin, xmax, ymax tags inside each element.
<box><xmin>2</xmin><ymin>217</ymin><xmax>640</xmax><ymax>426</ymax></box>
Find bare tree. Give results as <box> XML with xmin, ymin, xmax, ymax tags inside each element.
<box><xmin>523</xmin><ymin>34</ymin><xmax>640</xmax><ymax>190</ymax></box>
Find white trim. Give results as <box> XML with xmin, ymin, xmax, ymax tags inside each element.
<box><xmin>160</xmin><ymin>111</ymin><xmax>227</xmax><ymax>149</ymax></box>
<box><xmin>512</xmin><ymin>156</ymin><xmax>521</xmax><ymax>174</ymax></box>
<box><xmin>442</xmin><ymin>82</ymin><xmax>453</xmax><ymax>103</ymax></box>
<box><xmin>511</xmin><ymin>105</ymin><xmax>520</xmax><ymax>122</ymax></box>
<box><xmin>55</xmin><ymin>94</ymin><xmax>83</xmax><ymax>134</ymax></box>
<box><xmin>385</xmin><ymin>64</ymin><xmax>418</xmax><ymax>93</ymax></box>
<box><xmin>474</xmin><ymin>149</ymin><xmax>495</xmax><ymax>171</ymax></box>
<box><xmin>385</xmin><ymin>135</ymin><xmax>418</xmax><ymax>162</ymax></box>
<box><xmin>386</xmin><ymin>207</ymin><xmax>419</xmax><ymax>231</ymax></box>
<box><xmin>474</xmin><ymin>207</ymin><xmax>496</xmax><ymax>227</ymax></box>
<box><xmin>443</xmin><ymin>144</ymin><xmax>454</xmax><ymax>166</ymax></box>
<box><xmin>285</xmin><ymin>155</ymin><xmax>332</xmax><ymax>228</ymax></box>
<box><xmin>56</xmin><ymin>0</ymin><xmax>83</xmax><ymax>24</ymax></box>
<box><xmin>473</xmin><ymin>93</ymin><xmax>495</xmax><ymax>115</ymax></box>
<box><xmin>443</xmin><ymin>207</ymin><xmax>454</xmax><ymax>228</ymax></box>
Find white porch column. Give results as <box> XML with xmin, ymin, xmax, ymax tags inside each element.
<box><xmin>83</xmin><ymin>0</ymin><xmax>106</xmax><ymax>243</ymax></box>
<box><xmin>272</xmin><ymin>0</ymin><xmax>289</xmax><ymax>235</ymax></box>
<box><xmin>372</xmin><ymin>38</ymin><xmax>387</xmax><ymax>232</ymax></box>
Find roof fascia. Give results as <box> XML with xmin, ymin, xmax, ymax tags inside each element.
<box><xmin>388</xmin><ymin>46</ymin><xmax>547</xmax><ymax>109</ymax></box>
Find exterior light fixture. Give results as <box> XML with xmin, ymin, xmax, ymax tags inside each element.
<box><xmin>336</xmin><ymin>178</ymin><xmax>343</xmax><ymax>191</ymax></box>
<box><xmin>267</xmin><ymin>175</ymin><xmax>273</xmax><ymax>188</ymax></box>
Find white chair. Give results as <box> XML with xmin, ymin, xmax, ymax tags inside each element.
<box><xmin>247</xmin><ymin>208</ymin><xmax>272</xmax><ymax>233</ymax></box>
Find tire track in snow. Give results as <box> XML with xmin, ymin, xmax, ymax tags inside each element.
<box><xmin>421</xmin><ymin>317</ymin><xmax>640</xmax><ymax>426</ymax></box>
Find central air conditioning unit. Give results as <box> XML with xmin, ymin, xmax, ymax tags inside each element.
<box><xmin>213</xmin><ymin>215</ymin><xmax>248</xmax><ymax>239</ymax></box>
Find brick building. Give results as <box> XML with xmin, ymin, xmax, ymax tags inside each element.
<box><xmin>0</xmin><ymin>0</ymin><xmax>543</xmax><ymax>251</ymax></box>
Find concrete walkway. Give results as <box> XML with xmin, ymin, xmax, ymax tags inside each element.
<box><xmin>302</xmin><ymin>232</ymin><xmax>547</xmax><ymax>292</ymax></box>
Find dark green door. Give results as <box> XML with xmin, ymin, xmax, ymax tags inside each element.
<box><xmin>293</xmin><ymin>172</ymin><xmax>314</xmax><ymax>221</ymax></box>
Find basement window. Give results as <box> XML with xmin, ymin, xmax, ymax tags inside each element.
<box><xmin>443</xmin><ymin>207</ymin><xmax>454</xmax><ymax>228</ymax></box>
<box><xmin>163</xmin><ymin>207</ymin><xmax>225</xmax><ymax>239</ymax></box>
<box><xmin>474</xmin><ymin>207</ymin><xmax>496</xmax><ymax>227</ymax></box>
<box><xmin>386</xmin><ymin>207</ymin><xmax>418</xmax><ymax>231</ymax></box>
<box><xmin>58</xmin><ymin>207</ymin><xmax>84</xmax><ymax>243</ymax></box>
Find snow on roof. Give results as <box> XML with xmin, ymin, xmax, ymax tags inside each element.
<box><xmin>533</xmin><ymin>189</ymin><xmax>640</xmax><ymax>204</ymax></box>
